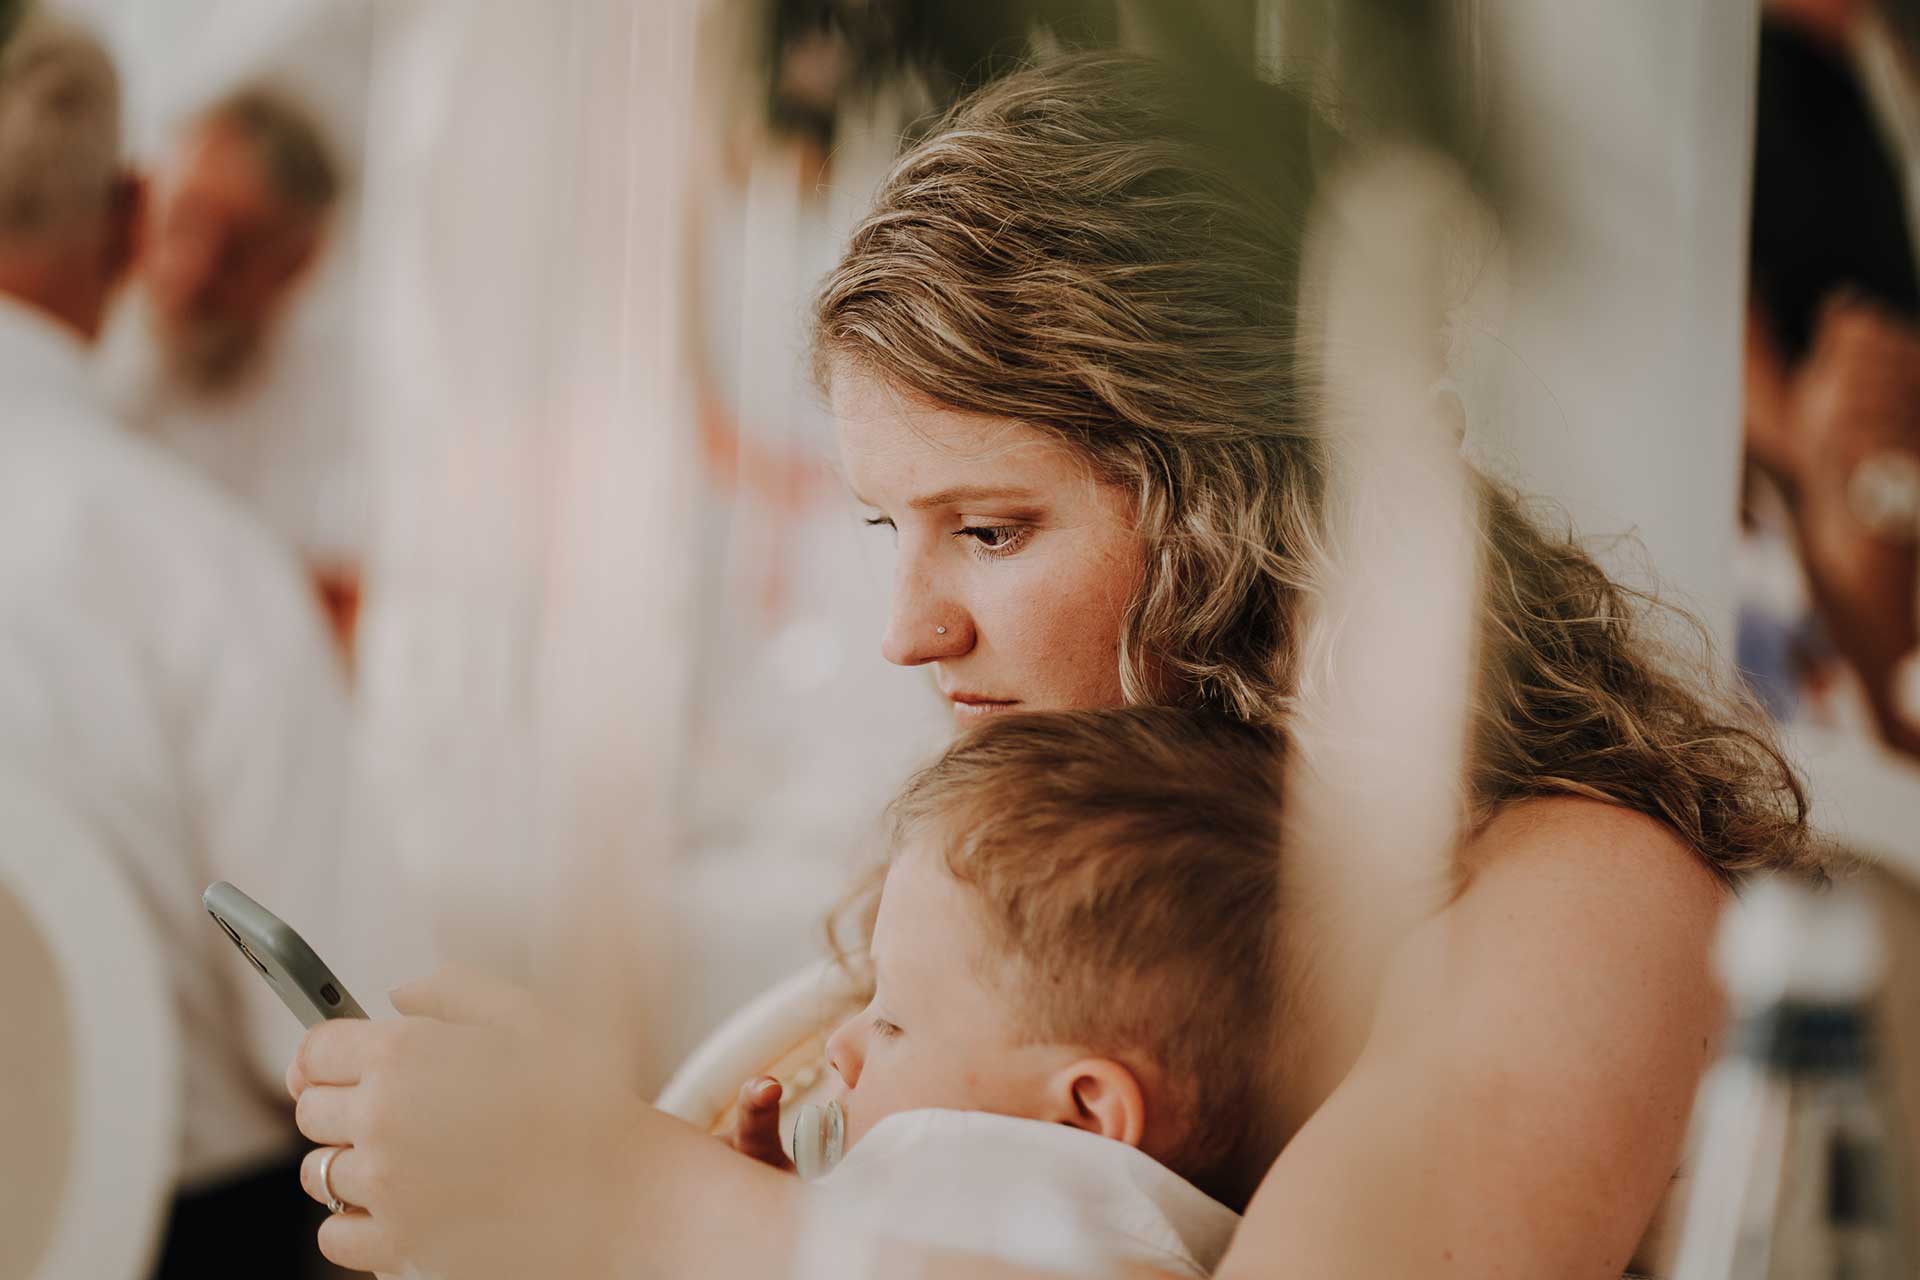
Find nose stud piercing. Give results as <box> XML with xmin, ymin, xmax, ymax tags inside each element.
<box><xmin>936</xmin><ymin>626</ymin><xmax>947</xmax><ymax>635</ymax></box>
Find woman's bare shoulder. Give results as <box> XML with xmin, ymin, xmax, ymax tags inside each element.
<box><xmin>1221</xmin><ymin>798</ymin><xmax>1727</xmax><ymax>1279</ymax></box>
<box><xmin>1379</xmin><ymin>798</ymin><xmax>1726</xmax><ymax>1037</ymax></box>
<box><xmin>1431</xmin><ymin>798</ymin><xmax>1728</xmax><ymax>1063</ymax></box>
<box><xmin>1457</xmin><ymin>795</ymin><xmax>1726</xmax><ymax>928</ymax></box>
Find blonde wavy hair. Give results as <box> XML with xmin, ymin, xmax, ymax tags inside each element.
<box><xmin>815</xmin><ymin>51</ymin><xmax>1814</xmax><ymax>880</ymax></box>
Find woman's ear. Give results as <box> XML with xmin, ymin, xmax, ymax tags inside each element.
<box><xmin>1044</xmin><ymin>1057</ymin><xmax>1146</xmax><ymax>1148</ymax></box>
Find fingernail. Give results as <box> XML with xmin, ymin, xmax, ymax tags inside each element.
<box><xmin>756</xmin><ymin>1077</ymin><xmax>780</xmax><ymax>1099</ymax></box>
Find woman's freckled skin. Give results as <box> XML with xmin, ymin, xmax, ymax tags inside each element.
<box><xmin>833</xmin><ymin>367</ymin><xmax>1145</xmax><ymax>724</ymax></box>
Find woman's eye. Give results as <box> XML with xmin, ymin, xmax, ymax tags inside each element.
<box><xmin>863</xmin><ymin>516</ymin><xmax>896</xmax><ymax>532</ymax></box>
<box><xmin>953</xmin><ymin>524</ymin><xmax>1031</xmax><ymax>558</ymax></box>
<box><xmin>871</xmin><ymin>1017</ymin><xmax>903</xmax><ymax>1040</ymax></box>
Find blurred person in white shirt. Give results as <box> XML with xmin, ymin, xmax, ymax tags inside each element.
<box><xmin>0</xmin><ymin>14</ymin><xmax>353</xmax><ymax>1276</ymax></box>
<box><xmin>97</xmin><ymin>80</ymin><xmax>363</xmax><ymax>659</ymax></box>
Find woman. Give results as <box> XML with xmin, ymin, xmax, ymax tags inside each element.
<box><xmin>286</xmin><ymin>52</ymin><xmax>1814</xmax><ymax>1278</ymax></box>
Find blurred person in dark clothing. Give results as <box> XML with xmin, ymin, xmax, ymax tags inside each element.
<box><xmin>0</xmin><ymin>15</ymin><xmax>353</xmax><ymax>1277</ymax></box>
<box><xmin>1744</xmin><ymin>0</ymin><xmax>1920</xmax><ymax>754</ymax></box>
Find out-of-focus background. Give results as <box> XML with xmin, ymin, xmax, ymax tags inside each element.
<box><xmin>1</xmin><ymin>1</ymin><xmax>1917</xmax><ymax>1277</ymax></box>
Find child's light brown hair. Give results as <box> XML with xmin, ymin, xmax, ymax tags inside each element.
<box><xmin>885</xmin><ymin>706</ymin><xmax>1291</xmax><ymax>1211</ymax></box>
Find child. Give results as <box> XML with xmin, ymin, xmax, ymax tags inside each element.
<box><xmin>734</xmin><ymin>707</ymin><xmax>1295</xmax><ymax>1278</ymax></box>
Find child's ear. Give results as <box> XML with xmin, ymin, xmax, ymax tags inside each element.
<box><xmin>1045</xmin><ymin>1057</ymin><xmax>1146</xmax><ymax>1148</ymax></box>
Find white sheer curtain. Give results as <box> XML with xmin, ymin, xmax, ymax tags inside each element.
<box><xmin>353</xmin><ymin>0</ymin><xmax>700</xmax><ymax>1075</ymax></box>
<box><xmin>1248</xmin><ymin>0</ymin><xmax>1756</xmax><ymax>640</ymax></box>
<box><xmin>1465</xmin><ymin>0</ymin><xmax>1758</xmax><ymax>649</ymax></box>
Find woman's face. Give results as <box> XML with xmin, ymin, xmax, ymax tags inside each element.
<box><xmin>834</xmin><ymin>368</ymin><xmax>1144</xmax><ymax>726</ymax></box>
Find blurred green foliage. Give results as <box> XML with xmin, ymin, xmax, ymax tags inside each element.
<box><xmin>0</xmin><ymin>0</ymin><xmax>25</xmax><ymax>51</ymax></box>
<box><xmin>754</xmin><ymin>0</ymin><xmax>1477</xmax><ymax>174</ymax></box>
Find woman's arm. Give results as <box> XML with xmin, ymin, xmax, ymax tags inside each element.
<box><xmin>290</xmin><ymin>798</ymin><xmax>1722</xmax><ymax>1280</ymax></box>
<box><xmin>1219</xmin><ymin>797</ymin><xmax>1724</xmax><ymax>1280</ymax></box>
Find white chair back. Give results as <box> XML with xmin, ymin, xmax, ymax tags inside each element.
<box><xmin>0</xmin><ymin>774</ymin><xmax>179</xmax><ymax>1280</ymax></box>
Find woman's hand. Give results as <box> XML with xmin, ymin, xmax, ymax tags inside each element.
<box><xmin>288</xmin><ymin>968</ymin><xmax>659</xmax><ymax>1278</ymax></box>
<box><xmin>729</xmin><ymin>1076</ymin><xmax>796</xmax><ymax>1172</ymax></box>
<box><xmin>287</xmin><ymin>967</ymin><xmax>807</xmax><ymax>1279</ymax></box>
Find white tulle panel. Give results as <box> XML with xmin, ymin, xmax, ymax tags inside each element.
<box><xmin>1463</xmin><ymin>0</ymin><xmax>1758</xmax><ymax>649</ymax></box>
<box><xmin>352</xmin><ymin>0</ymin><xmax>702</xmax><ymax>1073</ymax></box>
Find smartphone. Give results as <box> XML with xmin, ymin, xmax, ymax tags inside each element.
<box><xmin>203</xmin><ymin>881</ymin><xmax>368</xmax><ymax>1027</ymax></box>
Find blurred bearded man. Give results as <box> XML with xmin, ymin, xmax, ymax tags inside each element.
<box><xmin>99</xmin><ymin>85</ymin><xmax>364</xmax><ymax>652</ymax></box>
<box><xmin>145</xmin><ymin>88</ymin><xmax>337</xmax><ymax>388</ymax></box>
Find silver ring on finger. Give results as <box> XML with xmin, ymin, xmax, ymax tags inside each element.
<box><xmin>316</xmin><ymin>1145</ymin><xmax>354</xmax><ymax>1215</ymax></box>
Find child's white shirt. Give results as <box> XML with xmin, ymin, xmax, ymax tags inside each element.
<box><xmin>800</xmin><ymin>1108</ymin><xmax>1241</xmax><ymax>1278</ymax></box>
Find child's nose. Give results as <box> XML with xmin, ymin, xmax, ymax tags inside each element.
<box><xmin>824</xmin><ymin>1016</ymin><xmax>863</xmax><ymax>1089</ymax></box>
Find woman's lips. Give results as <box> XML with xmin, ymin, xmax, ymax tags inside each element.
<box><xmin>948</xmin><ymin>695</ymin><xmax>1019</xmax><ymax>723</ymax></box>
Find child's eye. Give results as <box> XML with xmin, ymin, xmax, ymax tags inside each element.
<box><xmin>871</xmin><ymin>1017</ymin><xmax>903</xmax><ymax>1040</ymax></box>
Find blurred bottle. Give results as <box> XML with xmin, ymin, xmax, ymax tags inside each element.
<box><xmin>1671</xmin><ymin>876</ymin><xmax>1914</xmax><ymax>1280</ymax></box>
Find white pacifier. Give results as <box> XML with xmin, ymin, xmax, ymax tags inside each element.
<box><xmin>790</xmin><ymin>1099</ymin><xmax>846</xmax><ymax>1181</ymax></box>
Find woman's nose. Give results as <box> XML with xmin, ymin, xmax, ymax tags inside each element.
<box><xmin>825</xmin><ymin>1016</ymin><xmax>863</xmax><ymax>1089</ymax></box>
<box><xmin>880</xmin><ymin>548</ymin><xmax>971</xmax><ymax>667</ymax></box>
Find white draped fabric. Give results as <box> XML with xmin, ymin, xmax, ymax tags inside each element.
<box><xmin>352</xmin><ymin>1</ymin><xmax>953</xmax><ymax>1073</ymax></box>
<box><xmin>350</xmin><ymin>0</ymin><xmax>704</xmax><ymax>1072</ymax></box>
<box><xmin>1457</xmin><ymin>0</ymin><xmax>1758</xmax><ymax>651</ymax></box>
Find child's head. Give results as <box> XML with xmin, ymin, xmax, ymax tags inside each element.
<box><xmin>824</xmin><ymin>707</ymin><xmax>1290</xmax><ymax>1210</ymax></box>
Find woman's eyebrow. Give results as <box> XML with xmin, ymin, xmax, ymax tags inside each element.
<box><xmin>906</xmin><ymin>485</ymin><xmax>1040</xmax><ymax>511</ymax></box>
